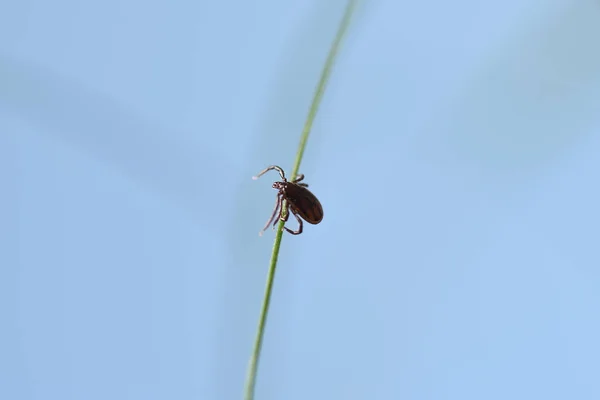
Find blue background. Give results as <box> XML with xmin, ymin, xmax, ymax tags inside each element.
<box><xmin>2</xmin><ymin>0</ymin><xmax>600</xmax><ymax>399</ymax></box>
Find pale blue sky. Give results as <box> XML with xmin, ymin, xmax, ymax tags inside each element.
<box><xmin>2</xmin><ymin>0</ymin><xmax>600</xmax><ymax>399</ymax></box>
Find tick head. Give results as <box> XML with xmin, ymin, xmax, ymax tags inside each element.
<box><xmin>272</xmin><ymin>181</ymin><xmax>286</xmax><ymax>191</ymax></box>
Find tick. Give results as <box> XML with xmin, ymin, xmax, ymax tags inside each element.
<box><xmin>252</xmin><ymin>165</ymin><xmax>323</xmax><ymax>236</ymax></box>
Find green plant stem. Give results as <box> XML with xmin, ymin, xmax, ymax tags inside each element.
<box><xmin>244</xmin><ymin>2</ymin><xmax>357</xmax><ymax>399</ymax></box>
<box><xmin>290</xmin><ymin>1</ymin><xmax>357</xmax><ymax>180</ymax></box>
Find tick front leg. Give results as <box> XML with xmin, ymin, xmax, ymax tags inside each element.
<box><xmin>273</xmin><ymin>202</ymin><xmax>290</xmax><ymax>229</ymax></box>
<box><xmin>293</xmin><ymin>174</ymin><xmax>304</xmax><ymax>183</ymax></box>
<box><xmin>293</xmin><ymin>174</ymin><xmax>308</xmax><ymax>187</ymax></box>
<box><xmin>252</xmin><ymin>165</ymin><xmax>286</xmax><ymax>181</ymax></box>
<box><xmin>284</xmin><ymin>209</ymin><xmax>303</xmax><ymax>235</ymax></box>
<box><xmin>260</xmin><ymin>194</ymin><xmax>282</xmax><ymax>236</ymax></box>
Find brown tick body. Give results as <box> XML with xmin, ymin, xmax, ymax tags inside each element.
<box><xmin>252</xmin><ymin>165</ymin><xmax>323</xmax><ymax>235</ymax></box>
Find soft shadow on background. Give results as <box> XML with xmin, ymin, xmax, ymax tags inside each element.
<box><xmin>2</xmin><ymin>0</ymin><xmax>600</xmax><ymax>399</ymax></box>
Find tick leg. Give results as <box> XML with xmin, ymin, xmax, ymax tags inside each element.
<box><xmin>273</xmin><ymin>202</ymin><xmax>290</xmax><ymax>229</ymax></box>
<box><xmin>293</xmin><ymin>174</ymin><xmax>304</xmax><ymax>183</ymax></box>
<box><xmin>252</xmin><ymin>165</ymin><xmax>286</xmax><ymax>181</ymax></box>
<box><xmin>259</xmin><ymin>194</ymin><xmax>282</xmax><ymax>236</ymax></box>
<box><xmin>279</xmin><ymin>203</ymin><xmax>290</xmax><ymax>222</ymax></box>
<box><xmin>293</xmin><ymin>174</ymin><xmax>308</xmax><ymax>187</ymax></box>
<box><xmin>284</xmin><ymin>209</ymin><xmax>303</xmax><ymax>235</ymax></box>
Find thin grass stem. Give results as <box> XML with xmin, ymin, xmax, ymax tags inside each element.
<box><xmin>244</xmin><ymin>2</ymin><xmax>357</xmax><ymax>399</ymax></box>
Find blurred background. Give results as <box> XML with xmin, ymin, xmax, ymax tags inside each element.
<box><xmin>2</xmin><ymin>0</ymin><xmax>600</xmax><ymax>399</ymax></box>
